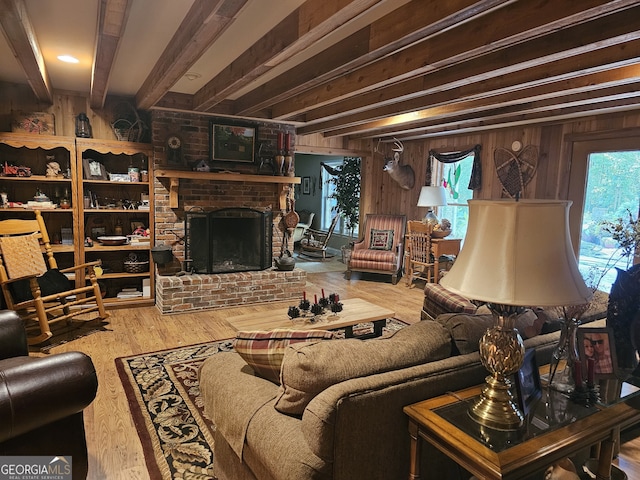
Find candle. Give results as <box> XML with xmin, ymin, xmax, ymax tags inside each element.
<box><xmin>285</xmin><ymin>133</ymin><xmax>291</xmax><ymax>151</ymax></box>
<box><xmin>574</xmin><ymin>362</ymin><xmax>583</xmax><ymax>389</ymax></box>
<box><xmin>314</xmin><ymin>294</ymin><xmax>318</xmax><ymax>304</ymax></box>
<box><xmin>277</xmin><ymin>132</ymin><xmax>284</xmax><ymax>151</ymax></box>
<box><xmin>322</xmin><ymin>289</ymin><xmax>325</xmax><ymax>298</ymax></box>
<box><xmin>587</xmin><ymin>357</ymin><xmax>595</xmax><ymax>385</ymax></box>
<box><xmin>303</xmin><ymin>291</ymin><xmax>306</xmax><ymax>301</ymax></box>
<box><xmin>336</xmin><ymin>294</ymin><xmax>339</xmax><ymax>302</ymax></box>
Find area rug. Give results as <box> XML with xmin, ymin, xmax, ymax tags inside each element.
<box><xmin>115</xmin><ymin>318</ymin><xmax>408</xmax><ymax>480</ymax></box>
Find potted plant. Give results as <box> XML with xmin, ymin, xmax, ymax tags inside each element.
<box><xmin>327</xmin><ymin>157</ymin><xmax>361</xmax><ymax>262</ymax></box>
<box><xmin>599</xmin><ymin>210</ymin><xmax>640</xmax><ymax>370</ymax></box>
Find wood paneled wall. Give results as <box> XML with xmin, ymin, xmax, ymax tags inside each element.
<box><xmin>3</xmin><ymin>80</ymin><xmax>640</xmax><ymax>235</ymax></box>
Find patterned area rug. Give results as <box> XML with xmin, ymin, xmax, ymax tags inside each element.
<box><xmin>115</xmin><ymin>318</ymin><xmax>408</xmax><ymax>480</ymax></box>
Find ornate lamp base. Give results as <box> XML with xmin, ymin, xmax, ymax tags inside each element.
<box><xmin>469</xmin><ymin>376</ymin><xmax>524</xmax><ymax>430</ymax></box>
<box><xmin>469</xmin><ymin>304</ymin><xmax>526</xmax><ymax>430</ymax></box>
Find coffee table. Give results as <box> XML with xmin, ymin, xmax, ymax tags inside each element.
<box><xmin>404</xmin><ymin>376</ymin><xmax>640</xmax><ymax>480</ymax></box>
<box><xmin>226</xmin><ymin>297</ymin><xmax>396</xmax><ymax>339</ymax></box>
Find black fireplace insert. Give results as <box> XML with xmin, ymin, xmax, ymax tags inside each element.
<box><xmin>185</xmin><ymin>207</ymin><xmax>272</xmax><ymax>273</ymax></box>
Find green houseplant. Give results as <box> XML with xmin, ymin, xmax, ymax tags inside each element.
<box><xmin>326</xmin><ymin>157</ymin><xmax>361</xmax><ymax>261</ymax></box>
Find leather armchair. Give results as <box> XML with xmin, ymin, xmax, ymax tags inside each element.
<box><xmin>0</xmin><ymin>310</ymin><xmax>98</xmax><ymax>479</ymax></box>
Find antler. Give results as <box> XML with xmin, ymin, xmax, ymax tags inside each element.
<box><xmin>392</xmin><ymin>137</ymin><xmax>403</xmax><ymax>153</ymax></box>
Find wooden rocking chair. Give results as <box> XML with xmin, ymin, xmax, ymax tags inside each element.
<box><xmin>299</xmin><ymin>215</ymin><xmax>339</xmax><ymax>260</ymax></box>
<box><xmin>0</xmin><ymin>210</ymin><xmax>109</xmax><ymax>345</ymax></box>
<box><xmin>405</xmin><ymin>220</ymin><xmax>435</xmax><ymax>287</ymax></box>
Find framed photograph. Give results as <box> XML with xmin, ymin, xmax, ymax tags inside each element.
<box><xmin>302</xmin><ymin>176</ymin><xmax>311</xmax><ymax>195</ymax></box>
<box><xmin>578</xmin><ymin>327</ymin><xmax>618</xmax><ymax>379</ymax></box>
<box><xmin>209</xmin><ymin>119</ymin><xmax>257</xmax><ymax>164</ymax></box>
<box><xmin>513</xmin><ymin>348</ymin><xmax>542</xmax><ymax>416</ymax></box>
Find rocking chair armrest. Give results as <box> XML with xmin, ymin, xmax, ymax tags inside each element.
<box><xmin>0</xmin><ymin>310</ymin><xmax>28</xmax><ymax>359</ymax></box>
<box><xmin>0</xmin><ymin>273</ymin><xmax>39</xmax><ymax>286</ymax></box>
<box><xmin>0</xmin><ymin>351</ymin><xmax>98</xmax><ymax>443</ymax></box>
<box><xmin>60</xmin><ymin>260</ymin><xmax>102</xmax><ymax>274</ymax></box>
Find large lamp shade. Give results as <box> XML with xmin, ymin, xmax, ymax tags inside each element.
<box><xmin>440</xmin><ymin>199</ymin><xmax>591</xmax><ymax>306</ymax></box>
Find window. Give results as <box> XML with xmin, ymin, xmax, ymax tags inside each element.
<box><xmin>579</xmin><ymin>150</ymin><xmax>640</xmax><ymax>292</ymax></box>
<box><xmin>431</xmin><ymin>154</ymin><xmax>474</xmax><ymax>243</ymax></box>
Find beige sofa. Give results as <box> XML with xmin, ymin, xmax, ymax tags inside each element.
<box><xmin>197</xmin><ymin>305</ymin><xmax>607</xmax><ymax>480</ymax></box>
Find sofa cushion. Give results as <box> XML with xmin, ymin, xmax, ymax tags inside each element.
<box><xmin>436</xmin><ymin>310</ymin><xmax>538</xmax><ymax>355</ymax></box>
<box><xmin>274</xmin><ymin>319</ymin><xmax>452</xmax><ymax>415</ymax></box>
<box><xmin>233</xmin><ymin>329</ymin><xmax>336</xmax><ymax>383</ymax></box>
<box><xmin>369</xmin><ymin>229</ymin><xmax>394</xmax><ymax>250</ymax></box>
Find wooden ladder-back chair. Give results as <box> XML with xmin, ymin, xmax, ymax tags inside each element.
<box><xmin>0</xmin><ymin>210</ymin><xmax>109</xmax><ymax>345</ymax></box>
<box><xmin>405</xmin><ymin>220</ymin><xmax>435</xmax><ymax>287</ymax></box>
<box><xmin>299</xmin><ymin>215</ymin><xmax>340</xmax><ymax>260</ymax></box>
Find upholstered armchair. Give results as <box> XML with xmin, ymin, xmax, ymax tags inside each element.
<box><xmin>292</xmin><ymin>210</ymin><xmax>315</xmax><ymax>244</ymax></box>
<box><xmin>0</xmin><ymin>310</ymin><xmax>98</xmax><ymax>479</ymax></box>
<box><xmin>346</xmin><ymin>214</ymin><xmax>407</xmax><ymax>284</ymax></box>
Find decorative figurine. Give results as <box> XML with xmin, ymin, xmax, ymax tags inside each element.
<box><xmin>288</xmin><ymin>306</ymin><xmax>300</xmax><ymax>319</ymax></box>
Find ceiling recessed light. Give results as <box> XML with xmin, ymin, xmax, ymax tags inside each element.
<box><xmin>57</xmin><ymin>55</ymin><xmax>79</xmax><ymax>64</ymax></box>
<box><xmin>184</xmin><ymin>72</ymin><xmax>201</xmax><ymax>81</ymax></box>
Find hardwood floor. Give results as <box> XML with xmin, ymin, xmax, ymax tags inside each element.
<box><xmin>41</xmin><ymin>267</ymin><xmax>640</xmax><ymax>480</ymax></box>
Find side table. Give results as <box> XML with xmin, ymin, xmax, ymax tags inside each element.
<box><xmin>404</xmin><ymin>381</ymin><xmax>640</xmax><ymax>480</ymax></box>
<box><xmin>431</xmin><ymin>238</ymin><xmax>461</xmax><ymax>283</ymax></box>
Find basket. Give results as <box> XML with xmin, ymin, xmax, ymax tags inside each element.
<box><xmin>111</xmin><ymin>102</ymin><xmax>146</xmax><ymax>142</ymax></box>
<box><xmin>431</xmin><ymin>229</ymin><xmax>451</xmax><ymax>238</ymax></box>
<box><xmin>123</xmin><ymin>253</ymin><xmax>149</xmax><ymax>273</ymax></box>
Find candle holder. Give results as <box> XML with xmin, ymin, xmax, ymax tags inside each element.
<box><xmin>288</xmin><ymin>306</ymin><xmax>300</xmax><ymax>319</ymax></box>
<box><xmin>299</xmin><ymin>298</ymin><xmax>310</xmax><ymax>312</ymax></box>
<box><xmin>330</xmin><ymin>301</ymin><xmax>343</xmax><ymax>314</ymax></box>
<box><xmin>570</xmin><ymin>383</ymin><xmax>599</xmax><ymax>406</ymax></box>
<box><xmin>311</xmin><ymin>303</ymin><xmax>324</xmax><ymax>316</ymax></box>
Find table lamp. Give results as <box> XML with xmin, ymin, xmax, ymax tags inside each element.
<box><xmin>440</xmin><ymin>199</ymin><xmax>592</xmax><ymax>430</ymax></box>
<box><xmin>417</xmin><ymin>186</ymin><xmax>447</xmax><ymax>226</ymax></box>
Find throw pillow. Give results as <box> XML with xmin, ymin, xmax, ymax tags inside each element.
<box><xmin>9</xmin><ymin>268</ymin><xmax>73</xmax><ymax>304</ymax></box>
<box><xmin>369</xmin><ymin>229</ymin><xmax>394</xmax><ymax>250</ymax></box>
<box><xmin>233</xmin><ymin>329</ymin><xmax>335</xmax><ymax>384</ymax></box>
<box><xmin>274</xmin><ymin>320</ymin><xmax>452</xmax><ymax>415</ymax></box>
<box><xmin>436</xmin><ymin>309</ymin><xmax>538</xmax><ymax>355</ymax></box>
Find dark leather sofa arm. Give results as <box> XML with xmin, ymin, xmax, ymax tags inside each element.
<box><xmin>0</xmin><ymin>351</ymin><xmax>98</xmax><ymax>443</ymax></box>
<box><xmin>0</xmin><ymin>310</ymin><xmax>29</xmax><ymax>359</ymax></box>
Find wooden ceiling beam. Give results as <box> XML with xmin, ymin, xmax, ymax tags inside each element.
<box><xmin>90</xmin><ymin>0</ymin><xmax>131</xmax><ymax>109</ymax></box>
<box><xmin>327</xmin><ymin>75</ymin><xmax>640</xmax><ymax>138</ymax></box>
<box><xmin>375</xmin><ymin>95</ymin><xmax>640</xmax><ymax>141</ymax></box>
<box><xmin>0</xmin><ymin>0</ymin><xmax>52</xmax><ymax>103</ymax></box>
<box><xmin>231</xmin><ymin>0</ymin><xmax>509</xmax><ymax>116</ymax></box>
<box><xmin>135</xmin><ymin>0</ymin><xmax>248</xmax><ymax>110</ymax></box>
<box><xmin>298</xmin><ymin>39</ymin><xmax>640</xmax><ymax>136</ymax></box>
<box><xmin>192</xmin><ymin>0</ymin><xmax>386</xmax><ymax>112</ymax></box>
<box><xmin>272</xmin><ymin>0</ymin><xmax>638</xmax><ymax>119</ymax></box>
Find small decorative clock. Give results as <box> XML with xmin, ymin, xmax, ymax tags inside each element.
<box><xmin>166</xmin><ymin>134</ymin><xmax>184</xmax><ymax>165</ymax></box>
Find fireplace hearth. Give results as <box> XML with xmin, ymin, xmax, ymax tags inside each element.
<box><xmin>185</xmin><ymin>207</ymin><xmax>273</xmax><ymax>274</ymax></box>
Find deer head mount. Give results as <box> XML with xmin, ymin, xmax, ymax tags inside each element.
<box><xmin>378</xmin><ymin>138</ymin><xmax>415</xmax><ymax>190</ymax></box>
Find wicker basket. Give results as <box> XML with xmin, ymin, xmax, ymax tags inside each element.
<box><xmin>123</xmin><ymin>253</ymin><xmax>149</xmax><ymax>273</ymax></box>
<box><xmin>111</xmin><ymin>102</ymin><xmax>146</xmax><ymax>142</ymax></box>
<box><xmin>431</xmin><ymin>229</ymin><xmax>451</xmax><ymax>238</ymax></box>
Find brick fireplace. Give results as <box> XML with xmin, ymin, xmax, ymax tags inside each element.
<box><xmin>151</xmin><ymin>110</ymin><xmax>306</xmax><ymax>313</ymax></box>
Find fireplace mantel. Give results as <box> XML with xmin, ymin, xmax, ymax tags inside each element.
<box><xmin>156</xmin><ymin>169</ymin><xmax>301</xmax><ymax>209</ymax></box>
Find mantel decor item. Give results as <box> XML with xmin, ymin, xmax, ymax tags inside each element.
<box><xmin>440</xmin><ymin>199</ymin><xmax>591</xmax><ymax>430</ymax></box>
<box><xmin>417</xmin><ymin>186</ymin><xmax>447</xmax><ymax>227</ymax></box>
<box><xmin>209</xmin><ymin>118</ymin><xmax>257</xmax><ymax>165</ymax></box>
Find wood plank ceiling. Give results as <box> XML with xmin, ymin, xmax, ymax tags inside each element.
<box><xmin>1</xmin><ymin>0</ymin><xmax>640</xmax><ymax>142</ymax></box>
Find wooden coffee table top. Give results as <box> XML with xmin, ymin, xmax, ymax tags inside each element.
<box><xmin>227</xmin><ymin>297</ymin><xmax>396</xmax><ymax>332</ymax></box>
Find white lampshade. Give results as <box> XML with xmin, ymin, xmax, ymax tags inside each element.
<box><xmin>440</xmin><ymin>199</ymin><xmax>592</xmax><ymax>307</ymax></box>
<box><xmin>417</xmin><ymin>186</ymin><xmax>448</xmax><ymax>207</ymax></box>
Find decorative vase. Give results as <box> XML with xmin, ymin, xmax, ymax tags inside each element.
<box><xmin>549</xmin><ymin>317</ymin><xmax>580</xmax><ymax>394</ymax></box>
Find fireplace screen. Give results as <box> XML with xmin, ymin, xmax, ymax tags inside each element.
<box><xmin>185</xmin><ymin>208</ymin><xmax>272</xmax><ymax>273</ymax></box>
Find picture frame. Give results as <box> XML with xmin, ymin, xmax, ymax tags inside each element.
<box><xmin>578</xmin><ymin>327</ymin><xmax>618</xmax><ymax>379</ymax></box>
<box><xmin>513</xmin><ymin>348</ymin><xmax>542</xmax><ymax>416</ymax></box>
<box><xmin>209</xmin><ymin>119</ymin><xmax>258</xmax><ymax>164</ymax></box>
<box><xmin>302</xmin><ymin>176</ymin><xmax>311</xmax><ymax>195</ymax></box>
